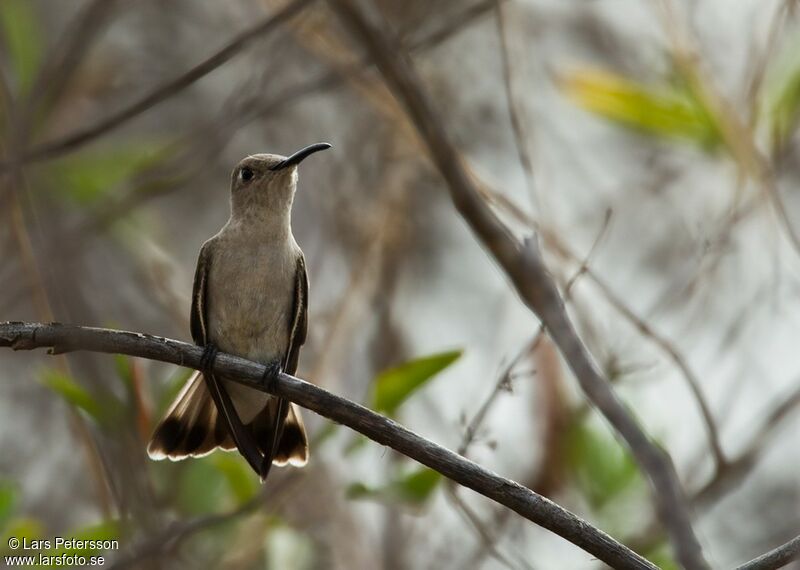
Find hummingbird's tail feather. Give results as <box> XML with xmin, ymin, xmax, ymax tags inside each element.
<box><xmin>274</xmin><ymin>404</ymin><xmax>308</xmax><ymax>467</ymax></box>
<box><xmin>147</xmin><ymin>371</ymin><xmax>234</xmax><ymax>460</ymax></box>
<box><xmin>250</xmin><ymin>401</ymin><xmax>309</xmax><ymax>468</ymax></box>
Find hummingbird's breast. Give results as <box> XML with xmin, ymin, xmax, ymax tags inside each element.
<box><xmin>204</xmin><ymin>228</ymin><xmax>299</xmax><ymax>365</ymax></box>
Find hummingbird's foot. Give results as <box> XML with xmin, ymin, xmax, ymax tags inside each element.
<box><xmin>261</xmin><ymin>359</ymin><xmax>283</xmax><ymax>392</ymax></box>
<box><xmin>200</xmin><ymin>343</ymin><xmax>219</xmax><ymax>374</ymax></box>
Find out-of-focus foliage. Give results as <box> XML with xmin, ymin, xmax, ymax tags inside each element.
<box><xmin>176</xmin><ymin>458</ymin><xmax>233</xmax><ymax>516</ymax></box>
<box><xmin>211</xmin><ymin>453</ymin><xmax>260</xmax><ymax>505</ymax></box>
<box><xmin>0</xmin><ymin>0</ymin><xmax>42</xmax><ymax>92</ymax></box>
<box><xmin>560</xmin><ymin>68</ymin><xmax>722</xmax><ymax>148</ymax></box>
<box><xmin>346</xmin><ymin>351</ymin><xmax>460</xmax><ymax>505</ymax></box>
<box><xmin>371</xmin><ymin>349</ymin><xmax>462</xmax><ymax>416</ymax></box>
<box><xmin>2</xmin><ymin>1</ymin><xmax>799</xmax><ymax>568</ymax></box>
<box><xmin>45</xmin><ymin>143</ymin><xmax>172</xmax><ymax>206</ymax></box>
<box><xmin>347</xmin><ymin>467</ymin><xmax>441</xmax><ymax>506</ymax></box>
<box><xmin>0</xmin><ymin>518</ymin><xmax>44</xmax><ymax>556</ymax></box>
<box><xmin>763</xmin><ymin>38</ymin><xmax>800</xmax><ymax>147</ymax></box>
<box><xmin>346</xmin><ymin>349</ymin><xmax>462</xmax><ymax>455</ymax></box>
<box><xmin>644</xmin><ymin>543</ymin><xmax>680</xmax><ymax>570</ymax></box>
<box><xmin>564</xmin><ymin>416</ymin><xmax>642</xmax><ymax>510</ymax></box>
<box><xmin>51</xmin><ymin>520</ymin><xmax>120</xmax><ymax>559</ymax></box>
<box><xmin>0</xmin><ymin>482</ymin><xmax>17</xmax><ymax>530</ymax></box>
<box><xmin>40</xmin><ymin>369</ymin><xmax>104</xmax><ymax>423</ymax></box>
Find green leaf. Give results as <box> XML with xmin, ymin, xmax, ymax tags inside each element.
<box><xmin>644</xmin><ymin>543</ymin><xmax>680</xmax><ymax>570</ymax></box>
<box><xmin>565</xmin><ymin>418</ymin><xmax>642</xmax><ymax>509</ymax></box>
<box><xmin>52</xmin><ymin>520</ymin><xmax>119</xmax><ymax>558</ymax></box>
<box><xmin>394</xmin><ymin>467</ymin><xmax>441</xmax><ymax>503</ymax></box>
<box><xmin>176</xmin><ymin>458</ymin><xmax>229</xmax><ymax>515</ymax></box>
<box><xmin>210</xmin><ymin>453</ymin><xmax>258</xmax><ymax>505</ymax></box>
<box><xmin>114</xmin><ymin>354</ymin><xmax>134</xmax><ymax>391</ymax></box>
<box><xmin>762</xmin><ymin>38</ymin><xmax>800</xmax><ymax>146</ymax></box>
<box><xmin>0</xmin><ymin>482</ymin><xmax>17</xmax><ymax>531</ymax></box>
<box><xmin>40</xmin><ymin>370</ymin><xmax>103</xmax><ymax>423</ymax></box>
<box><xmin>371</xmin><ymin>350</ymin><xmax>462</xmax><ymax>416</ymax></box>
<box><xmin>46</xmin><ymin>142</ymin><xmax>171</xmax><ymax>205</ymax></box>
<box><xmin>347</xmin><ymin>467</ymin><xmax>441</xmax><ymax>506</ymax></box>
<box><xmin>0</xmin><ymin>517</ymin><xmax>44</xmax><ymax>556</ymax></box>
<box><xmin>0</xmin><ymin>0</ymin><xmax>42</xmax><ymax>92</ymax></box>
<box><xmin>561</xmin><ymin>68</ymin><xmax>721</xmax><ymax>148</ymax></box>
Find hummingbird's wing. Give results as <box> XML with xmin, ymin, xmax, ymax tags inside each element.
<box><xmin>149</xmin><ymin>242</ymin><xmax>264</xmax><ymax>474</ymax></box>
<box><xmin>276</xmin><ymin>254</ymin><xmax>309</xmax><ymax>466</ymax></box>
<box><xmin>253</xmin><ymin>254</ymin><xmax>309</xmax><ymax>473</ymax></box>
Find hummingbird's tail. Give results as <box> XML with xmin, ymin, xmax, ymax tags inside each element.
<box><xmin>147</xmin><ymin>370</ymin><xmax>235</xmax><ymax>460</ymax></box>
<box><xmin>147</xmin><ymin>371</ymin><xmax>309</xmax><ymax>467</ymax></box>
<box><xmin>256</xmin><ymin>402</ymin><xmax>308</xmax><ymax>467</ymax></box>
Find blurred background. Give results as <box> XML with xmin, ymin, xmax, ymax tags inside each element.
<box><xmin>1</xmin><ymin>0</ymin><xmax>800</xmax><ymax>568</ymax></box>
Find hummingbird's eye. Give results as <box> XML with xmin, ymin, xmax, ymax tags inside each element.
<box><xmin>240</xmin><ymin>167</ymin><xmax>254</xmax><ymax>182</ymax></box>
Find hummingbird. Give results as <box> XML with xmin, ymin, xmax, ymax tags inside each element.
<box><xmin>147</xmin><ymin>142</ymin><xmax>331</xmax><ymax>480</ymax></box>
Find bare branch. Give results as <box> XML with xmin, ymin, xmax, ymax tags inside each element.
<box><xmin>0</xmin><ymin>320</ymin><xmax>656</xmax><ymax>570</ymax></box>
<box><xmin>326</xmin><ymin>1</ymin><xmax>707</xmax><ymax>567</ymax></box>
<box><xmin>494</xmin><ymin>0</ymin><xmax>538</xmax><ymax>208</ymax></box>
<box><xmin>0</xmin><ymin>0</ymin><xmax>315</xmax><ymax>170</ymax></box>
<box><xmin>735</xmin><ymin>535</ymin><xmax>800</xmax><ymax>570</ymax></box>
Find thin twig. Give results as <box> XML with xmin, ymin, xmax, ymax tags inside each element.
<box><xmin>477</xmin><ymin>191</ymin><xmax>727</xmax><ymax>475</ymax></box>
<box><xmin>0</xmin><ymin>320</ymin><xmax>656</xmax><ymax>570</ymax></box>
<box><xmin>656</xmin><ymin>0</ymin><xmax>800</xmax><ymax>260</ymax></box>
<box><xmin>458</xmin><ymin>334</ymin><xmax>541</xmax><ymax>457</ymax></box>
<box><xmin>627</xmin><ymin>378</ymin><xmax>800</xmax><ymax>556</ymax></box>
<box><xmin>25</xmin><ymin>0</ymin><xmax>124</xmax><ymax>124</ymax></box>
<box><xmin>0</xmin><ymin>0</ymin><xmax>315</xmax><ymax>170</ymax></box>
<box><xmin>453</xmin><ymin>213</ymin><xmax>610</xmax><ymax>569</ymax></box>
<box><xmin>494</xmin><ymin>0</ymin><xmax>538</xmax><ymax>208</ymax></box>
<box><xmin>326</xmin><ymin>2</ymin><xmax>707</xmax><ymax>567</ymax></box>
<box><xmin>445</xmin><ymin>336</ymin><xmax>542</xmax><ymax>570</ymax></box>
<box><xmin>445</xmin><ymin>488</ymin><xmax>534</xmax><ymax>570</ymax></box>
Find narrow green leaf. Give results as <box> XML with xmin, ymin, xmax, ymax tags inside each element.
<box><xmin>40</xmin><ymin>370</ymin><xmax>103</xmax><ymax>422</ymax></box>
<box><xmin>644</xmin><ymin>543</ymin><xmax>680</xmax><ymax>570</ymax></box>
<box><xmin>0</xmin><ymin>482</ymin><xmax>17</xmax><ymax>531</ymax></box>
<box><xmin>565</xmin><ymin>418</ymin><xmax>641</xmax><ymax>509</ymax></box>
<box><xmin>52</xmin><ymin>520</ymin><xmax>119</xmax><ymax>558</ymax></box>
<box><xmin>0</xmin><ymin>0</ymin><xmax>42</xmax><ymax>92</ymax></box>
<box><xmin>113</xmin><ymin>354</ymin><xmax>134</xmax><ymax>390</ymax></box>
<box><xmin>347</xmin><ymin>467</ymin><xmax>441</xmax><ymax>506</ymax></box>
<box><xmin>762</xmin><ymin>39</ymin><xmax>800</xmax><ymax>146</ymax></box>
<box><xmin>371</xmin><ymin>350</ymin><xmax>462</xmax><ymax>415</ymax></box>
<box><xmin>176</xmin><ymin>459</ymin><xmax>228</xmax><ymax>515</ymax></box>
<box><xmin>0</xmin><ymin>517</ymin><xmax>44</xmax><ymax>556</ymax></box>
<box><xmin>211</xmin><ymin>453</ymin><xmax>258</xmax><ymax>505</ymax></box>
<box><xmin>46</xmin><ymin>142</ymin><xmax>171</xmax><ymax>205</ymax></box>
<box><xmin>561</xmin><ymin>68</ymin><xmax>721</xmax><ymax>148</ymax></box>
<box><xmin>345</xmin><ymin>482</ymin><xmax>373</xmax><ymax>500</ymax></box>
<box><xmin>394</xmin><ymin>468</ymin><xmax>441</xmax><ymax>504</ymax></box>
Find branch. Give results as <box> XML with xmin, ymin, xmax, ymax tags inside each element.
<box><xmin>0</xmin><ymin>0</ymin><xmax>315</xmax><ymax>170</ymax></box>
<box><xmin>326</xmin><ymin>1</ymin><xmax>708</xmax><ymax>568</ymax></box>
<box><xmin>735</xmin><ymin>535</ymin><xmax>800</xmax><ymax>570</ymax></box>
<box><xmin>0</xmin><ymin>320</ymin><xmax>656</xmax><ymax>570</ymax></box>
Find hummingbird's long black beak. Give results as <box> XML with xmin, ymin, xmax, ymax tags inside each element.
<box><xmin>270</xmin><ymin>142</ymin><xmax>332</xmax><ymax>171</ymax></box>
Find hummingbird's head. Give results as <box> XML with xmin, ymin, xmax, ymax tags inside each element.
<box><xmin>229</xmin><ymin>142</ymin><xmax>331</xmax><ymax>222</ymax></box>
